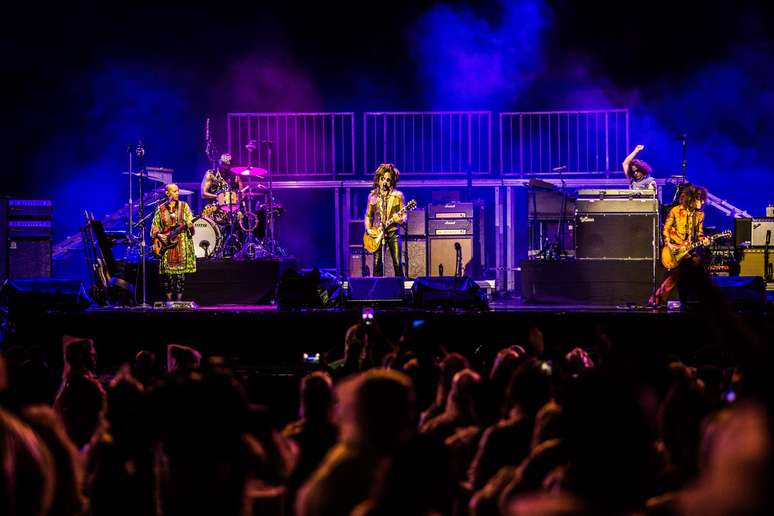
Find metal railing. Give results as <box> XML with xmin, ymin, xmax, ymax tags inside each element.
<box><xmin>363</xmin><ymin>111</ymin><xmax>492</xmax><ymax>176</ymax></box>
<box><xmin>227</xmin><ymin>112</ymin><xmax>355</xmax><ymax>177</ymax></box>
<box><xmin>500</xmin><ymin>110</ymin><xmax>629</xmax><ymax>177</ymax></box>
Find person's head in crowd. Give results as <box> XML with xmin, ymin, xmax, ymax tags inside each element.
<box><xmin>445</xmin><ymin>368</ymin><xmax>482</xmax><ymax>423</ymax></box>
<box><xmin>63</xmin><ymin>336</ymin><xmax>97</xmax><ymax>376</ymax></box>
<box><xmin>0</xmin><ymin>353</ymin><xmax>7</xmax><ymax>392</ymax></box>
<box><xmin>20</xmin><ymin>405</ymin><xmax>86</xmax><ymax>516</ymax></box>
<box><xmin>131</xmin><ymin>350</ymin><xmax>158</xmax><ymax>388</ymax></box>
<box><xmin>300</xmin><ymin>371</ymin><xmax>334</xmax><ymax>423</ymax></box>
<box><xmin>432</xmin><ymin>352</ymin><xmax>469</xmax><ymax>408</ymax></box>
<box><xmin>106</xmin><ymin>365</ymin><xmax>148</xmax><ymax>442</ymax></box>
<box><xmin>564</xmin><ymin>347</ymin><xmax>595</xmax><ymax>379</ymax></box>
<box><xmin>343</xmin><ymin>323</ymin><xmax>367</xmax><ymax>365</ymax></box>
<box><xmin>657</xmin><ymin>378</ymin><xmax>712</xmax><ymax>481</ymax></box>
<box><xmin>504</xmin><ymin>358</ymin><xmax>552</xmax><ymax>419</ymax></box>
<box><xmin>562</xmin><ymin>369</ymin><xmax>658</xmax><ymax>512</ymax></box>
<box><xmin>531</xmin><ymin>400</ymin><xmax>564</xmax><ymax>449</ymax></box>
<box><xmin>0</xmin><ymin>408</ymin><xmax>55</xmax><ymax>516</ymax></box>
<box><xmin>337</xmin><ymin>369</ymin><xmax>415</xmax><ymax>451</ymax></box>
<box><xmin>525</xmin><ymin>327</ymin><xmax>545</xmax><ymax>358</ymax></box>
<box><xmin>166</xmin><ymin>344</ymin><xmax>202</xmax><ymax>373</ymax></box>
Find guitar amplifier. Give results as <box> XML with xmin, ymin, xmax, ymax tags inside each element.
<box><xmin>738</xmin><ymin>248</ymin><xmax>773</xmax><ymax>281</ymax></box>
<box><xmin>735</xmin><ymin>218</ymin><xmax>774</xmax><ymax>247</ymax></box>
<box><xmin>7</xmin><ymin>199</ymin><xmax>53</xmax><ymax>219</ymax></box>
<box><xmin>428</xmin><ymin>218</ymin><xmax>474</xmax><ymax>236</ymax></box>
<box><xmin>406</xmin><ymin>208</ymin><xmax>426</xmax><ymax>236</ymax></box>
<box><xmin>8</xmin><ymin>220</ymin><xmax>53</xmax><ymax>238</ymax></box>
<box><xmin>428</xmin><ymin>202</ymin><xmax>474</xmax><ymax>219</ymax></box>
<box><xmin>575</xmin><ymin>212</ymin><xmax>657</xmax><ymax>260</ymax></box>
<box><xmin>575</xmin><ymin>198</ymin><xmax>658</xmax><ymax>214</ymax></box>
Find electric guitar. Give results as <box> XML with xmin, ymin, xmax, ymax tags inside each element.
<box><xmin>152</xmin><ymin>216</ymin><xmax>202</xmax><ymax>257</ymax></box>
<box><xmin>660</xmin><ymin>230</ymin><xmax>731</xmax><ymax>270</ymax></box>
<box><xmin>363</xmin><ymin>199</ymin><xmax>417</xmax><ymax>253</ymax></box>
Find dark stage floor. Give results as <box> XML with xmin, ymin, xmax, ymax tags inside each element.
<box><xmin>12</xmin><ymin>298</ymin><xmax>770</xmax><ymax>370</ymax></box>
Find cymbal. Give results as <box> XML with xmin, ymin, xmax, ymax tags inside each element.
<box><xmin>231</xmin><ymin>166</ymin><xmax>267</xmax><ymax>178</ymax></box>
<box><xmin>154</xmin><ymin>188</ymin><xmax>194</xmax><ymax>196</ymax></box>
<box><xmin>122</xmin><ymin>172</ymin><xmax>166</xmax><ymax>182</ymax></box>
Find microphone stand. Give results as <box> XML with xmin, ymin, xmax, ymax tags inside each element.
<box><xmin>136</xmin><ymin>142</ymin><xmax>151</xmax><ymax>308</ymax></box>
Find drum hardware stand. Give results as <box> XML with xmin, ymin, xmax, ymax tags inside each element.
<box><xmin>235</xmin><ymin>140</ymin><xmax>269</xmax><ymax>259</ymax></box>
<box><xmin>262</xmin><ymin>141</ymin><xmax>288</xmax><ymax>257</ymax></box>
<box><xmin>220</xmin><ymin>183</ymin><xmax>242</xmax><ymax>258</ymax></box>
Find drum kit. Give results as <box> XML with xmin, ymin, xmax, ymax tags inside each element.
<box><xmin>124</xmin><ymin>136</ymin><xmax>288</xmax><ymax>265</ymax></box>
<box><xmin>193</xmin><ymin>162</ymin><xmax>287</xmax><ymax>260</ymax></box>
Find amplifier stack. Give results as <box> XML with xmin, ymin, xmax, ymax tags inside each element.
<box><xmin>1</xmin><ymin>199</ymin><xmax>53</xmax><ymax>282</ymax></box>
<box><xmin>735</xmin><ymin>218</ymin><xmax>774</xmax><ymax>284</ymax></box>
<box><xmin>427</xmin><ymin>202</ymin><xmax>483</xmax><ymax>278</ymax></box>
<box><xmin>347</xmin><ymin>200</ymin><xmax>484</xmax><ymax>279</ymax></box>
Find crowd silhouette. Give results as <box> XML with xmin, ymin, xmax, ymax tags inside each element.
<box><xmin>1</xmin><ymin>272</ymin><xmax>773</xmax><ymax>515</ymax></box>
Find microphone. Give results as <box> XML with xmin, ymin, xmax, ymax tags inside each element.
<box><xmin>766</xmin><ymin>230</ymin><xmax>771</xmax><ymax>246</ymax></box>
<box><xmin>454</xmin><ymin>242</ymin><xmax>462</xmax><ymax>252</ymax></box>
<box><xmin>552</xmin><ymin>165</ymin><xmax>567</xmax><ymax>172</ymax></box>
<box><xmin>135</xmin><ymin>141</ymin><xmax>145</xmax><ymax>158</ymax></box>
<box><xmin>676</xmin><ymin>133</ymin><xmax>687</xmax><ymax>141</ymax></box>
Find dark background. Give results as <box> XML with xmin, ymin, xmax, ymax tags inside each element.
<box><xmin>3</xmin><ymin>1</ymin><xmax>773</xmax><ymax>270</ymax></box>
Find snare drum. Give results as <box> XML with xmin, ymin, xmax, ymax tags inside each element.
<box><xmin>192</xmin><ymin>217</ymin><xmax>221</xmax><ymax>258</ymax></box>
<box><xmin>216</xmin><ymin>190</ymin><xmax>240</xmax><ymax>213</ymax></box>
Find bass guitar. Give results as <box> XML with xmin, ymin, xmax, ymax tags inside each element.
<box><xmin>660</xmin><ymin>230</ymin><xmax>731</xmax><ymax>270</ymax></box>
<box><xmin>152</xmin><ymin>216</ymin><xmax>202</xmax><ymax>257</ymax></box>
<box><xmin>363</xmin><ymin>199</ymin><xmax>417</xmax><ymax>253</ymax></box>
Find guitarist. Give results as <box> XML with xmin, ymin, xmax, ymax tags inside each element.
<box><xmin>151</xmin><ymin>183</ymin><xmax>197</xmax><ymax>301</ymax></box>
<box><xmin>650</xmin><ymin>185</ymin><xmax>709</xmax><ymax>307</ymax></box>
<box><xmin>365</xmin><ymin>163</ymin><xmax>407</xmax><ymax>276</ymax></box>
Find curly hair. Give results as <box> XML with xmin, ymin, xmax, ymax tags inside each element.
<box><xmin>679</xmin><ymin>185</ymin><xmax>708</xmax><ymax>208</ymax></box>
<box><xmin>627</xmin><ymin>158</ymin><xmax>653</xmax><ymax>181</ymax></box>
<box><xmin>372</xmin><ymin>163</ymin><xmax>401</xmax><ymax>190</ymax></box>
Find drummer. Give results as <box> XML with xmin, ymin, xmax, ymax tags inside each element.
<box><xmin>201</xmin><ymin>152</ymin><xmax>243</xmax><ymax>210</ymax></box>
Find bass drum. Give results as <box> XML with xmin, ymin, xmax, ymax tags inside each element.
<box><xmin>192</xmin><ymin>217</ymin><xmax>221</xmax><ymax>259</ymax></box>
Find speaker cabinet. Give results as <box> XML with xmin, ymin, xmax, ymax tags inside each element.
<box><xmin>575</xmin><ymin>213</ymin><xmax>657</xmax><ymax>260</ymax></box>
<box><xmin>0</xmin><ymin>199</ymin><xmax>7</xmax><ymax>284</ymax></box>
<box><xmin>738</xmin><ymin>248</ymin><xmax>773</xmax><ymax>280</ymax></box>
<box><xmin>429</xmin><ymin>236</ymin><xmax>473</xmax><ymax>277</ymax></box>
<box><xmin>406</xmin><ymin>238</ymin><xmax>426</xmax><ymax>278</ymax></box>
<box><xmin>348</xmin><ymin>245</ymin><xmax>400</xmax><ymax>277</ymax></box>
<box><xmin>406</xmin><ymin>208</ymin><xmax>426</xmax><ymax>237</ymax></box>
<box><xmin>9</xmin><ymin>238</ymin><xmax>52</xmax><ymax>278</ymax></box>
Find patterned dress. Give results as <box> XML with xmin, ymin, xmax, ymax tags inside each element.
<box><xmin>151</xmin><ymin>201</ymin><xmax>197</xmax><ymax>274</ymax></box>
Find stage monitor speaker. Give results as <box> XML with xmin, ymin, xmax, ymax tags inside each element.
<box><xmin>738</xmin><ymin>248</ymin><xmax>773</xmax><ymax>281</ymax></box>
<box><xmin>428</xmin><ymin>236</ymin><xmax>474</xmax><ymax>277</ymax></box>
<box><xmin>0</xmin><ymin>278</ymin><xmax>91</xmax><ymax>319</ymax></box>
<box><xmin>411</xmin><ymin>276</ymin><xmax>487</xmax><ymax>309</ymax></box>
<box><xmin>347</xmin><ymin>277</ymin><xmax>404</xmax><ymax>304</ymax></box>
<box><xmin>711</xmin><ymin>276</ymin><xmax>766</xmax><ymax>308</ymax></box>
<box><xmin>277</xmin><ymin>268</ymin><xmax>341</xmax><ymax>310</ymax></box>
<box><xmin>575</xmin><ymin>213</ymin><xmax>656</xmax><ymax>260</ymax></box>
<box><xmin>9</xmin><ymin>238</ymin><xmax>52</xmax><ymax>278</ymax></box>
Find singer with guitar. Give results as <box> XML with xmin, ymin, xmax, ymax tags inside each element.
<box><xmin>151</xmin><ymin>183</ymin><xmax>197</xmax><ymax>301</ymax></box>
<box><xmin>650</xmin><ymin>185</ymin><xmax>710</xmax><ymax>307</ymax></box>
<box><xmin>364</xmin><ymin>163</ymin><xmax>408</xmax><ymax>276</ymax></box>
